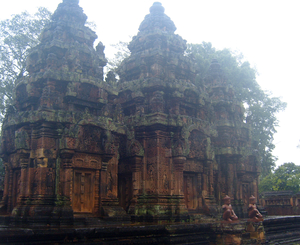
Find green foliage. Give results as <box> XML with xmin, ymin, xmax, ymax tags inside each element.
<box><xmin>259</xmin><ymin>162</ymin><xmax>300</xmax><ymax>193</ymax></box>
<box><xmin>0</xmin><ymin>7</ymin><xmax>51</xmax><ymax>120</ymax></box>
<box><xmin>186</xmin><ymin>42</ymin><xmax>286</xmax><ymax>177</ymax></box>
<box><xmin>107</xmin><ymin>41</ymin><xmax>130</xmax><ymax>73</ymax></box>
<box><xmin>0</xmin><ymin>8</ymin><xmax>51</xmax><ymax>190</ymax></box>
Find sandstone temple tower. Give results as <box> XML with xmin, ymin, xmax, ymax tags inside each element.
<box><xmin>0</xmin><ymin>0</ymin><xmax>260</xmax><ymax>224</ymax></box>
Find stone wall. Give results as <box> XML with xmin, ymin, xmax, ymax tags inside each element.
<box><xmin>260</xmin><ymin>191</ymin><xmax>300</xmax><ymax>215</ymax></box>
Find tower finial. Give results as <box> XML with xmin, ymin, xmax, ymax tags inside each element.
<box><xmin>150</xmin><ymin>2</ymin><xmax>165</xmax><ymax>14</ymax></box>
<box><xmin>52</xmin><ymin>0</ymin><xmax>87</xmax><ymax>25</ymax></box>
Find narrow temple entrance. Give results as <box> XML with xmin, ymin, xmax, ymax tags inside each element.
<box><xmin>12</xmin><ymin>169</ymin><xmax>21</xmax><ymax>209</ymax></box>
<box><xmin>118</xmin><ymin>174</ymin><xmax>132</xmax><ymax>212</ymax></box>
<box><xmin>73</xmin><ymin>170</ymin><xmax>95</xmax><ymax>213</ymax></box>
<box><xmin>183</xmin><ymin>173</ymin><xmax>197</xmax><ymax>210</ymax></box>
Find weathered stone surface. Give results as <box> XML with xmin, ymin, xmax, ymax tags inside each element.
<box><xmin>0</xmin><ymin>1</ymin><xmax>259</xmax><ymax>224</ymax></box>
<box><xmin>0</xmin><ymin>0</ymin><xmax>124</xmax><ymax>223</ymax></box>
<box><xmin>0</xmin><ymin>218</ymin><xmax>269</xmax><ymax>245</ymax></box>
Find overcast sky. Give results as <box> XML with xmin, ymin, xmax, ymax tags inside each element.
<box><xmin>1</xmin><ymin>0</ymin><xmax>300</xmax><ymax>167</ymax></box>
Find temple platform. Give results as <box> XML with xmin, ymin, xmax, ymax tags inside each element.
<box><xmin>0</xmin><ymin>216</ymin><xmax>299</xmax><ymax>244</ymax></box>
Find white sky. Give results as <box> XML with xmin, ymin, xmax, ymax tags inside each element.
<box><xmin>1</xmin><ymin>0</ymin><xmax>299</xmax><ymax>167</ymax></box>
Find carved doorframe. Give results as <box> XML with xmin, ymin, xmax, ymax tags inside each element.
<box><xmin>183</xmin><ymin>172</ymin><xmax>198</xmax><ymax>210</ymax></box>
<box><xmin>72</xmin><ymin>169</ymin><xmax>96</xmax><ymax>213</ymax></box>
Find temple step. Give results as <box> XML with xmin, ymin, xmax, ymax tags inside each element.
<box><xmin>264</xmin><ymin>216</ymin><xmax>300</xmax><ymax>244</ymax></box>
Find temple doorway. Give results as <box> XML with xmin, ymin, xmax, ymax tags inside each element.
<box><xmin>183</xmin><ymin>173</ymin><xmax>197</xmax><ymax>210</ymax></box>
<box><xmin>73</xmin><ymin>170</ymin><xmax>95</xmax><ymax>213</ymax></box>
<box><xmin>118</xmin><ymin>174</ymin><xmax>132</xmax><ymax>212</ymax></box>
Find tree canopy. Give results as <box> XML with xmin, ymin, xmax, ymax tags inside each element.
<box><xmin>259</xmin><ymin>162</ymin><xmax>300</xmax><ymax>193</ymax></box>
<box><xmin>185</xmin><ymin>42</ymin><xmax>286</xmax><ymax>177</ymax></box>
<box><xmin>106</xmin><ymin>41</ymin><xmax>130</xmax><ymax>74</ymax></box>
<box><xmin>0</xmin><ymin>7</ymin><xmax>52</xmax><ymax>121</ymax></box>
<box><xmin>0</xmin><ymin>8</ymin><xmax>52</xmax><ymax>190</ymax></box>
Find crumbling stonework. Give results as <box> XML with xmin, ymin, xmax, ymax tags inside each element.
<box><xmin>0</xmin><ymin>0</ymin><xmax>259</xmax><ymax>223</ymax></box>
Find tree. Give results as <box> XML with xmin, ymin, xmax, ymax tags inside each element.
<box><xmin>259</xmin><ymin>162</ymin><xmax>300</xmax><ymax>193</ymax></box>
<box><xmin>106</xmin><ymin>41</ymin><xmax>130</xmax><ymax>73</ymax></box>
<box><xmin>0</xmin><ymin>7</ymin><xmax>52</xmax><ymax>121</ymax></box>
<box><xmin>185</xmin><ymin>42</ymin><xmax>286</xmax><ymax>177</ymax></box>
<box><xmin>0</xmin><ymin>8</ymin><xmax>52</xmax><ymax>191</ymax></box>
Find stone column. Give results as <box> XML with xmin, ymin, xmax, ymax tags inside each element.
<box><xmin>128</xmin><ymin>156</ymin><xmax>143</xmax><ymax>213</ymax></box>
<box><xmin>100</xmin><ymin>154</ymin><xmax>129</xmax><ymax>220</ymax></box>
<box><xmin>202</xmin><ymin>167</ymin><xmax>208</xmax><ymax>197</ymax></box>
<box><xmin>227</xmin><ymin>163</ymin><xmax>234</xmax><ymax>198</ymax></box>
<box><xmin>94</xmin><ymin>169</ymin><xmax>100</xmax><ymax>214</ymax></box>
<box><xmin>50</xmin><ymin>150</ymin><xmax>74</xmax><ymax>223</ymax></box>
<box><xmin>60</xmin><ymin>150</ymin><xmax>74</xmax><ymax>202</ymax></box>
<box><xmin>208</xmin><ymin>162</ymin><xmax>214</xmax><ymax>195</ymax></box>
<box><xmin>172</xmin><ymin>156</ymin><xmax>188</xmax><ymax>217</ymax></box>
<box><xmin>100</xmin><ymin>157</ymin><xmax>110</xmax><ymax>202</ymax></box>
<box><xmin>0</xmin><ymin>162</ymin><xmax>9</xmax><ymax>213</ymax></box>
<box><xmin>19</xmin><ymin>155</ymin><xmax>29</xmax><ymax>200</ymax></box>
<box><xmin>131</xmin><ymin>156</ymin><xmax>143</xmax><ymax>201</ymax></box>
<box><xmin>7</xmin><ymin>168</ymin><xmax>13</xmax><ymax>212</ymax></box>
<box><xmin>35</xmin><ymin>158</ymin><xmax>48</xmax><ymax>197</ymax></box>
<box><xmin>197</xmin><ymin>173</ymin><xmax>202</xmax><ymax>208</ymax></box>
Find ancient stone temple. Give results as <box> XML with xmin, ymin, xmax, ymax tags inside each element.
<box><xmin>0</xmin><ymin>0</ymin><xmax>260</xmax><ymax>224</ymax></box>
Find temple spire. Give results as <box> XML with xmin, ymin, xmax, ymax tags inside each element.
<box><xmin>51</xmin><ymin>0</ymin><xmax>87</xmax><ymax>25</ymax></box>
<box><xmin>119</xmin><ymin>2</ymin><xmax>192</xmax><ymax>82</ymax></box>
<box><xmin>138</xmin><ymin>2</ymin><xmax>176</xmax><ymax>34</ymax></box>
<box><xmin>150</xmin><ymin>2</ymin><xmax>165</xmax><ymax>14</ymax></box>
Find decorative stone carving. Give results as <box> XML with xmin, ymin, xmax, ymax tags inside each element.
<box><xmin>248</xmin><ymin>195</ymin><xmax>263</xmax><ymax>221</ymax></box>
<box><xmin>222</xmin><ymin>195</ymin><xmax>238</xmax><ymax>222</ymax></box>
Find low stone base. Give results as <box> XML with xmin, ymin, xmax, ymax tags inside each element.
<box><xmin>1</xmin><ymin>216</ymin><xmax>300</xmax><ymax>244</ymax></box>
<box><xmin>130</xmin><ymin>194</ymin><xmax>189</xmax><ymax>222</ymax></box>
<box><xmin>0</xmin><ymin>218</ymin><xmax>266</xmax><ymax>245</ymax></box>
<box><xmin>216</xmin><ymin>221</ymin><xmax>265</xmax><ymax>245</ymax></box>
<box><xmin>101</xmin><ymin>205</ymin><xmax>131</xmax><ymax>221</ymax></box>
<box><xmin>101</xmin><ymin>198</ymin><xmax>131</xmax><ymax>221</ymax></box>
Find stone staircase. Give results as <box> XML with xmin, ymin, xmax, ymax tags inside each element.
<box><xmin>264</xmin><ymin>216</ymin><xmax>300</xmax><ymax>244</ymax></box>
